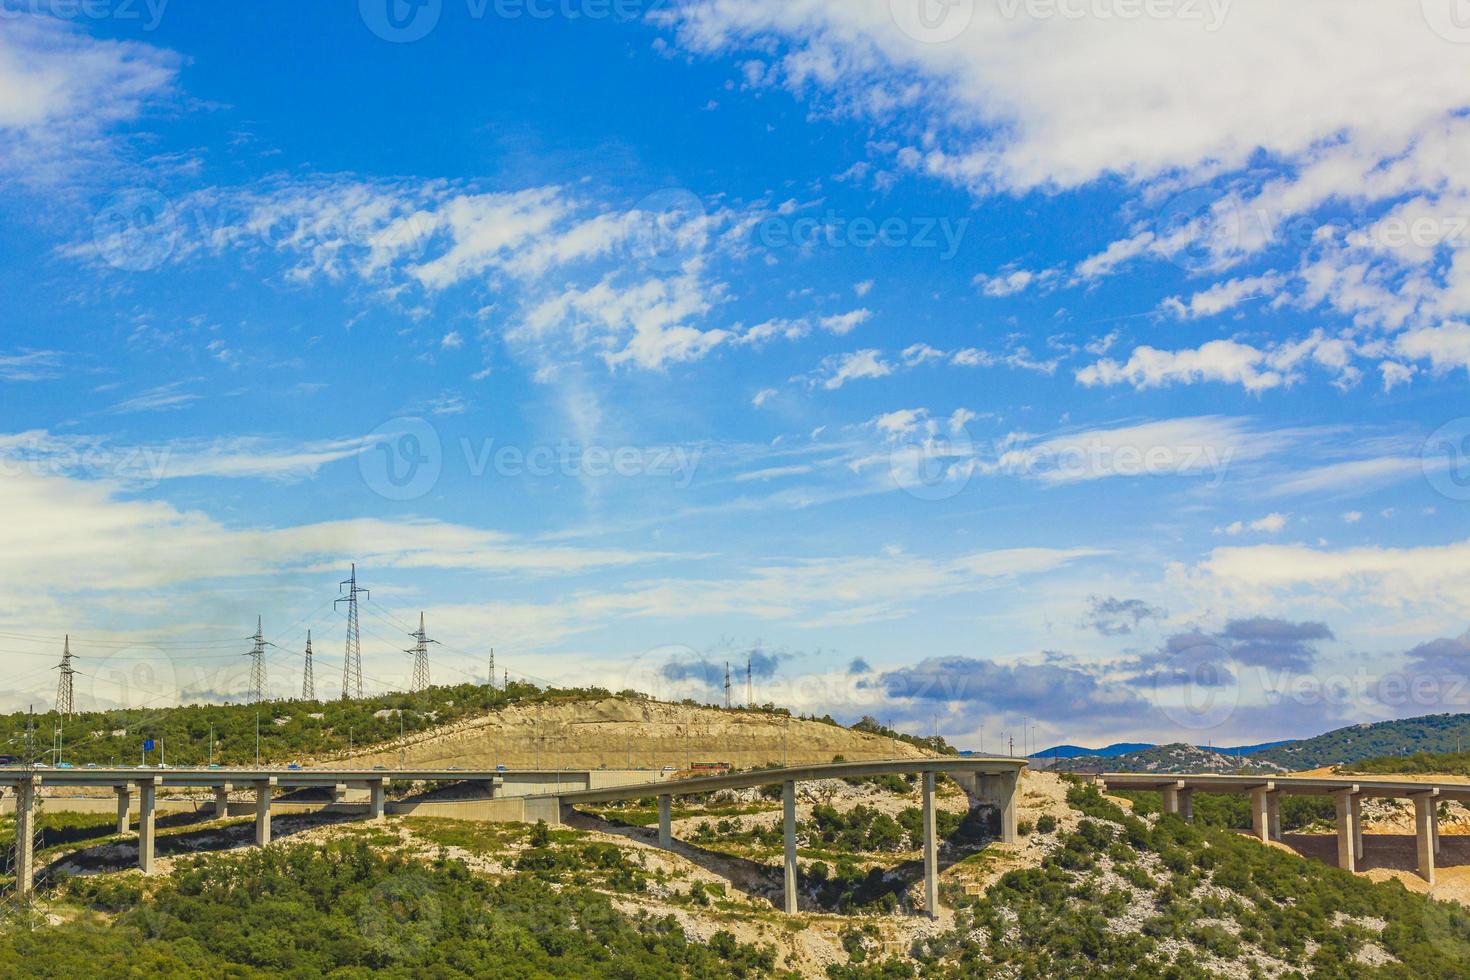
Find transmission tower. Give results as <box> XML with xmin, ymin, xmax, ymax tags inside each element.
<box><xmin>53</xmin><ymin>635</ymin><xmax>76</xmax><ymax>717</ymax></box>
<box><xmin>723</xmin><ymin>661</ymin><xmax>732</xmax><ymax>709</ymax></box>
<box><xmin>302</xmin><ymin>630</ymin><xmax>315</xmax><ymax>701</ymax></box>
<box><xmin>745</xmin><ymin>656</ymin><xmax>753</xmax><ymax>707</ymax></box>
<box><xmin>336</xmin><ymin>563</ymin><xmax>368</xmax><ymax>700</ymax></box>
<box><xmin>488</xmin><ymin>648</ymin><xmax>495</xmax><ymax>690</ymax></box>
<box><xmin>405</xmin><ymin>613</ymin><xmax>436</xmax><ymax>693</ymax></box>
<box><xmin>245</xmin><ymin>617</ymin><xmax>271</xmax><ymax>703</ymax></box>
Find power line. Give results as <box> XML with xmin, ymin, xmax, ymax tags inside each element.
<box><xmin>245</xmin><ymin>617</ymin><xmax>273</xmax><ymax>704</ymax></box>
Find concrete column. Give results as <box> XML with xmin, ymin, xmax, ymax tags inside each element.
<box><xmin>1250</xmin><ymin>787</ymin><xmax>1271</xmax><ymax>841</ymax></box>
<box><xmin>1433</xmin><ymin>802</ymin><xmax>1441</xmax><ymax>857</ymax></box>
<box><xmin>782</xmin><ymin>780</ymin><xmax>798</xmax><ymax>915</ymax></box>
<box><xmin>1161</xmin><ymin>782</ymin><xmax>1181</xmax><ymax>816</ymax></box>
<box><xmin>1414</xmin><ymin>793</ymin><xmax>1437</xmax><ymax>885</ymax></box>
<box><xmin>657</xmin><ymin>794</ymin><xmax>672</xmax><ymax>849</ymax></box>
<box><xmin>1266</xmin><ymin>791</ymin><xmax>1281</xmax><ymax>842</ymax></box>
<box><xmin>138</xmin><ymin>779</ymin><xmax>157</xmax><ymax>875</ymax></box>
<box><xmin>980</xmin><ymin>771</ymin><xmax>1020</xmax><ymax>844</ymax></box>
<box><xmin>922</xmin><ymin>771</ymin><xmax>939</xmax><ymax>919</ymax></box>
<box><xmin>115</xmin><ymin>786</ymin><xmax>131</xmax><ymax>835</ymax></box>
<box><xmin>13</xmin><ymin>777</ymin><xmax>36</xmax><ymax>897</ymax></box>
<box><xmin>369</xmin><ymin>779</ymin><xmax>386</xmax><ymax>821</ymax></box>
<box><xmin>1350</xmin><ymin>794</ymin><xmax>1364</xmax><ymax>862</ymax></box>
<box><xmin>1178</xmin><ymin>788</ymin><xmax>1195</xmax><ymax>824</ymax></box>
<box><xmin>214</xmin><ymin>783</ymin><xmax>231</xmax><ymax>820</ymax></box>
<box><xmin>254</xmin><ymin>780</ymin><xmax>273</xmax><ymax>846</ymax></box>
<box><xmin>332</xmin><ymin>783</ymin><xmax>348</xmax><ymax>806</ymax></box>
<box><xmin>1333</xmin><ymin>789</ymin><xmax>1356</xmax><ymax>873</ymax></box>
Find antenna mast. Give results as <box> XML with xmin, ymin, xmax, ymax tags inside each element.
<box><xmin>54</xmin><ymin>635</ymin><xmax>76</xmax><ymax>717</ymax></box>
<box><xmin>336</xmin><ymin>563</ymin><xmax>368</xmax><ymax>700</ymax></box>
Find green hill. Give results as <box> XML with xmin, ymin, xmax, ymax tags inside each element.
<box><xmin>1249</xmin><ymin>713</ymin><xmax>1470</xmax><ymax>770</ymax></box>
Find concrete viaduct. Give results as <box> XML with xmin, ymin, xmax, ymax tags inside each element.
<box><xmin>1</xmin><ymin>758</ymin><xmax>1024</xmax><ymax>918</ymax></box>
<box><xmin>1102</xmin><ymin>772</ymin><xmax>1468</xmax><ymax>885</ymax></box>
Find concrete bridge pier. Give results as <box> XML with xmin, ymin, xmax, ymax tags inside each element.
<box><xmin>138</xmin><ymin>778</ymin><xmax>158</xmax><ymax>874</ymax></box>
<box><xmin>115</xmin><ymin>785</ymin><xmax>131</xmax><ymax>835</ymax></box>
<box><xmin>253</xmin><ymin>779</ymin><xmax>275</xmax><ymax>846</ymax></box>
<box><xmin>1162</xmin><ymin>781</ymin><xmax>1182</xmax><ymax>818</ymax></box>
<box><xmin>1249</xmin><ymin>784</ymin><xmax>1275</xmax><ymax>840</ymax></box>
<box><xmin>1332</xmin><ymin>787</ymin><xmax>1359</xmax><ymax>872</ymax></box>
<box><xmin>1178</xmin><ymin>788</ymin><xmax>1195</xmax><ymax>823</ymax></box>
<box><xmin>369</xmin><ymin>779</ymin><xmax>386</xmax><ymax>821</ymax></box>
<box><xmin>978</xmin><ymin>771</ymin><xmax>1020</xmax><ymax>843</ymax></box>
<box><xmin>13</xmin><ymin>777</ymin><xmax>36</xmax><ymax>897</ymax></box>
<box><xmin>657</xmin><ymin>795</ymin><xmax>672</xmax><ymax>849</ymax></box>
<box><xmin>782</xmin><ymin>780</ymin><xmax>798</xmax><ymax>915</ymax></box>
<box><xmin>1412</xmin><ymin>791</ymin><xmax>1439</xmax><ymax>885</ymax></box>
<box><xmin>1266</xmin><ymin>791</ymin><xmax>1282</xmax><ymax>842</ymax></box>
<box><xmin>214</xmin><ymin>783</ymin><xmax>232</xmax><ymax>820</ymax></box>
<box><xmin>1350</xmin><ymin>793</ymin><xmax>1364</xmax><ymax>863</ymax></box>
<box><xmin>332</xmin><ymin>783</ymin><xmax>348</xmax><ymax>805</ymax></box>
<box><xmin>921</xmin><ymin>771</ymin><xmax>939</xmax><ymax>918</ymax></box>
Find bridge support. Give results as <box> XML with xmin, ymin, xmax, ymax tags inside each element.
<box><xmin>1333</xmin><ymin>789</ymin><xmax>1358</xmax><ymax>872</ymax></box>
<box><xmin>782</xmin><ymin>780</ymin><xmax>798</xmax><ymax>915</ymax></box>
<box><xmin>922</xmin><ymin>771</ymin><xmax>939</xmax><ymax>918</ymax></box>
<box><xmin>1413</xmin><ymin>792</ymin><xmax>1438</xmax><ymax>885</ymax></box>
<box><xmin>13</xmin><ymin>777</ymin><xmax>36</xmax><ymax>897</ymax></box>
<box><xmin>214</xmin><ymin>783</ymin><xmax>232</xmax><ymax>819</ymax></box>
<box><xmin>1162</xmin><ymin>781</ymin><xmax>1181</xmax><ymax>817</ymax></box>
<box><xmin>332</xmin><ymin>783</ymin><xmax>348</xmax><ymax>805</ymax></box>
<box><xmin>657</xmin><ymin>795</ymin><xmax>672</xmax><ymax>849</ymax></box>
<box><xmin>1266</xmin><ymin>791</ymin><xmax>1281</xmax><ymax>842</ymax></box>
<box><xmin>115</xmin><ymin>785</ymin><xmax>131</xmax><ymax>835</ymax></box>
<box><xmin>254</xmin><ymin>780</ymin><xmax>273</xmax><ymax>846</ymax></box>
<box><xmin>1350</xmin><ymin>793</ymin><xmax>1364</xmax><ymax>862</ymax></box>
<box><xmin>1250</xmin><ymin>787</ymin><xmax>1271</xmax><ymax>840</ymax></box>
<box><xmin>369</xmin><ymin>779</ymin><xmax>386</xmax><ymax>821</ymax></box>
<box><xmin>979</xmin><ymin>771</ymin><xmax>1019</xmax><ymax>843</ymax></box>
<box><xmin>1178</xmin><ymin>788</ymin><xmax>1195</xmax><ymax>823</ymax></box>
<box><xmin>138</xmin><ymin>779</ymin><xmax>157</xmax><ymax>874</ymax></box>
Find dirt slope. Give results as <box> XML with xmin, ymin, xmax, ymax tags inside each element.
<box><xmin>319</xmin><ymin>697</ymin><xmax>933</xmax><ymax>770</ymax></box>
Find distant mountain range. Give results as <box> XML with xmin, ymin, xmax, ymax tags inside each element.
<box><xmin>1025</xmin><ymin>712</ymin><xmax>1470</xmax><ymax>774</ymax></box>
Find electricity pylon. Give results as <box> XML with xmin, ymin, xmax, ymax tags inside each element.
<box><xmin>336</xmin><ymin>563</ymin><xmax>368</xmax><ymax>700</ymax></box>
<box><xmin>245</xmin><ymin>617</ymin><xmax>272</xmax><ymax>703</ymax></box>
<box><xmin>723</xmin><ymin>661</ymin><xmax>732</xmax><ymax>708</ymax></box>
<box><xmin>406</xmin><ymin>613</ymin><xmax>436</xmax><ymax>693</ymax></box>
<box><xmin>302</xmin><ymin>630</ymin><xmax>315</xmax><ymax>701</ymax></box>
<box><xmin>54</xmin><ymin>635</ymin><xmax>76</xmax><ymax>717</ymax></box>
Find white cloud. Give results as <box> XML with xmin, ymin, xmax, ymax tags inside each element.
<box><xmin>1222</xmin><ymin>513</ymin><xmax>1288</xmax><ymax>536</ymax></box>
<box><xmin>854</xmin><ymin>279</ymin><xmax>874</xmax><ymax>297</ymax></box>
<box><xmin>1077</xmin><ymin>332</ymin><xmax>1365</xmax><ymax>393</ymax></box>
<box><xmin>1263</xmin><ymin>457</ymin><xmax>1430</xmax><ymax>499</ymax></box>
<box><xmin>440</xmin><ymin>331</ymin><xmax>464</xmax><ymax>350</ymax></box>
<box><xmin>810</xmin><ymin>349</ymin><xmax>893</xmax><ymax>390</ymax></box>
<box><xmin>752</xmin><ymin>387</ymin><xmax>778</xmax><ymax>407</ymax></box>
<box><xmin>1395</xmin><ymin>321</ymin><xmax>1470</xmax><ymax>377</ymax></box>
<box><xmin>1161</xmin><ymin>273</ymin><xmax>1284</xmax><ymax>319</ymax></box>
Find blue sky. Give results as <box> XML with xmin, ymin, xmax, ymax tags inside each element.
<box><xmin>2</xmin><ymin>1</ymin><xmax>1470</xmax><ymax>751</ymax></box>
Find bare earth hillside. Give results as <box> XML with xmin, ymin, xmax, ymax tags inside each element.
<box><xmin>319</xmin><ymin>697</ymin><xmax>934</xmax><ymax>770</ymax></box>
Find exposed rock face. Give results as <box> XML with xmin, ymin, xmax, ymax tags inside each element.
<box><xmin>325</xmin><ymin>698</ymin><xmax>933</xmax><ymax>770</ymax></box>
